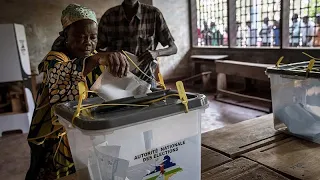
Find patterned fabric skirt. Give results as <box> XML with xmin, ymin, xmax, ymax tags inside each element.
<box><xmin>25</xmin><ymin>129</ymin><xmax>75</xmax><ymax>180</ymax></box>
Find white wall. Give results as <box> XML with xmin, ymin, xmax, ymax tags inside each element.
<box><xmin>153</xmin><ymin>0</ymin><xmax>191</xmax><ymax>79</ymax></box>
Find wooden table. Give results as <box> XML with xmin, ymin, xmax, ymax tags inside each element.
<box><xmin>183</xmin><ymin>55</ymin><xmax>228</xmax><ymax>91</ymax></box>
<box><xmin>243</xmin><ymin>137</ymin><xmax>320</xmax><ymax>180</ymax></box>
<box><xmin>202</xmin><ymin>157</ymin><xmax>290</xmax><ymax>180</ymax></box>
<box><xmin>202</xmin><ymin>114</ymin><xmax>289</xmax><ymax>158</ymax></box>
<box><xmin>191</xmin><ymin>55</ymin><xmax>228</xmax><ymax>76</ymax></box>
<box><xmin>201</xmin><ymin>147</ymin><xmax>231</xmax><ymax>173</ymax></box>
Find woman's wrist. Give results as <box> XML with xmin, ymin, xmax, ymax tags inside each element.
<box><xmin>83</xmin><ymin>55</ymin><xmax>99</xmax><ymax>76</ymax></box>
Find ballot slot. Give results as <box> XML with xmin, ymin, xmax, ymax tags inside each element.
<box><xmin>90</xmin><ymin>95</ymin><xmax>180</xmax><ymax>117</ymax></box>
<box><xmin>91</xmin><ymin>89</ymin><xmax>186</xmax><ymax>114</ymax></box>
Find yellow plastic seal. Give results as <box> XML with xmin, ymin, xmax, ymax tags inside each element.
<box><xmin>158</xmin><ymin>73</ymin><xmax>166</xmax><ymax>90</ymax></box>
<box><xmin>307</xmin><ymin>59</ymin><xmax>315</xmax><ymax>72</ymax></box>
<box><xmin>276</xmin><ymin>56</ymin><xmax>284</xmax><ymax>68</ymax></box>
<box><xmin>176</xmin><ymin>81</ymin><xmax>189</xmax><ymax>113</ymax></box>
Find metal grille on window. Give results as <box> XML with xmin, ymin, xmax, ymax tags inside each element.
<box><xmin>290</xmin><ymin>0</ymin><xmax>320</xmax><ymax>47</ymax></box>
<box><xmin>196</xmin><ymin>0</ymin><xmax>228</xmax><ymax>46</ymax></box>
<box><xmin>236</xmin><ymin>0</ymin><xmax>281</xmax><ymax>47</ymax></box>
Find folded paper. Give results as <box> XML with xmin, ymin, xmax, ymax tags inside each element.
<box><xmin>91</xmin><ymin>71</ymin><xmax>152</xmax><ymax>101</ymax></box>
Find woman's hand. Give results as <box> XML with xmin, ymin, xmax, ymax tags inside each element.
<box><xmin>96</xmin><ymin>52</ymin><xmax>129</xmax><ymax>78</ymax></box>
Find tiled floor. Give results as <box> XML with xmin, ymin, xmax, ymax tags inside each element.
<box><xmin>0</xmin><ymin>87</ymin><xmax>266</xmax><ymax>180</ymax></box>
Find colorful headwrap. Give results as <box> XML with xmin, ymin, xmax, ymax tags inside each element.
<box><xmin>61</xmin><ymin>3</ymin><xmax>97</xmax><ymax>29</ymax></box>
<box><xmin>51</xmin><ymin>4</ymin><xmax>97</xmax><ymax>51</ymax></box>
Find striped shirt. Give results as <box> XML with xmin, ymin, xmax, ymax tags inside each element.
<box><xmin>97</xmin><ymin>2</ymin><xmax>175</xmax><ymax>56</ymax></box>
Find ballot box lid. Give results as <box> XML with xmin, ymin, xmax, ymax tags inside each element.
<box><xmin>266</xmin><ymin>61</ymin><xmax>320</xmax><ymax>79</ymax></box>
<box><xmin>55</xmin><ymin>89</ymin><xmax>208</xmax><ymax>130</ymax></box>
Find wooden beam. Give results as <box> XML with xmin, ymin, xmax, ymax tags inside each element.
<box><xmin>228</xmin><ymin>0</ymin><xmax>237</xmax><ymax>47</ymax></box>
<box><xmin>282</xmin><ymin>0</ymin><xmax>290</xmax><ymax>48</ymax></box>
<box><xmin>181</xmin><ymin>71</ymin><xmax>212</xmax><ymax>82</ymax></box>
<box><xmin>190</xmin><ymin>0</ymin><xmax>198</xmax><ymax>46</ymax></box>
<box><xmin>217</xmin><ymin>88</ymin><xmax>272</xmax><ymax>104</ymax></box>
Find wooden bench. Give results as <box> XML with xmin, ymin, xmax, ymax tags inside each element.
<box><xmin>186</xmin><ymin>55</ymin><xmax>228</xmax><ymax>91</ymax></box>
<box><xmin>215</xmin><ymin>60</ymin><xmax>274</xmax><ymax>112</ymax></box>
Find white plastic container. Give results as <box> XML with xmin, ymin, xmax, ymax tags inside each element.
<box><xmin>55</xmin><ymin>90</ymin><xmax>208</xmax><ymax>180</ymax></box>
<box><xmin>266</xmin><ymin>61</ymin><xmax>320</xmax><ymax>143</ymax></box>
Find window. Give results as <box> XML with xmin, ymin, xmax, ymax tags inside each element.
<box><xmin>236</xmin><ymin>0</ymin><xmax>281</xmax><ymax>47</ymax></box>
<box><xmin>193</xmin><ymin>0</ymin><xmax>320</xmax><ymax>48</ymax></box>
<box><xmin>289</xmin><ymin>0</ymin><xmax>320</xmax><ymax>47</ymax></box>
<box><xmin>196</xmin><ymin>0</ymin><xmax>228</xmax><ymax>47</ymax></box>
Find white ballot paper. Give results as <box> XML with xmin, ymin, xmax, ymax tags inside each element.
<box><xmin>90</xmin><ymin>71</ymin><xmax>152</xmax><ymax>101</ymax></box>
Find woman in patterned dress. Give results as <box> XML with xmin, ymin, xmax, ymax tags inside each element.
<box><xmin>25</xmin><ymin>4</ymin><xmax>129</xmax><ymax>180</ymax></box>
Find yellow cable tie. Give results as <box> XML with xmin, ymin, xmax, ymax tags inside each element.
<box><xmin>53</xmin><ymin>133</ymin><xmax>64</xmax><ymax>166</ymax></box>
<box><xmin>158</xmin><ymin>73</ymin><xmax>166</xmax><ymax>90</ymax></box>
<box><xmin>121</xmin><ymin>50</ymin><xmax>161</xmax><ymax>86</ymax></box>
<box><xmin>80</xmin><ymin>103</ymin><xmax>148</xmax><ymax>111</ymax></box>
<box><xmin>122</xmin><ymin>50</ymin><xmax>154</xmax><ymax>80</ymax></box>
<box><xmin>306</xmin><ymin>59</ymin><xmax>316</xmax><ymax>77</ymax></box>
<box><xmin>276</xmin><ymin>56</ymin><xmax>284</xmax><ymax>68</ymax></box>
<box><xmin>140</xmin><ymin>94</ymin><xmax>180</xmax><ymax>105</ymax></box>
<box><xmin>307</xmin><ymin>59</ymin><xmax>315</xmax><ymax>71</ymax></box>
<box><xmin>71</xmin><ymin>82</ymin><xmax>86</xmax><ymax>126</ymax></box>
<box><xmin>302</xmin><ymin>52</ymin><xmax>320</xmax><ymax>60</ymax></box>
<box><xmin>87</xmin><ymin>90</ymin><xmax>97</xmax><ymax>93</ymax></box>
<box><xmin>176</xmin><ymin>81</ymin><xmax>189</xmax><ymax>113</ymax></box>
<box><xmin>58</xmin><ymin>131</ymin><xmax>67</xmax><ymax>137</ymax></box>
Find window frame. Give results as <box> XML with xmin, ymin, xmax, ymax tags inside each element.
<box><xmin>190</xmin><ymin>0</ymin><xmax>320</xmax><ymax>50</ymax></box>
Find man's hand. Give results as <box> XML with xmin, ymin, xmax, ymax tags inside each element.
<box><xmin>138</xmin><ymin>50</ymin><xmax>159</xmax><ymax>62</ymax></box>
<box><xmin>96</xmin><ymin>52</ymin><xmax>129</xmax><ymax>78</ymax></box>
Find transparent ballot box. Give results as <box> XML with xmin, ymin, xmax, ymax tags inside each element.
<box><xmin>55</xmin><ymin>89</ymin><xmax>208</xmax><ymax>180</ymax></box>
<box><xmin>266</xmin><ymin>61</ymin><xmax>320</xmax><ymax>144</ymax></box>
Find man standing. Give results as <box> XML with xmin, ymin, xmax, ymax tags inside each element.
<box><xmin>201</xmin><ymin>21</ymin><xmax>212</xmax><ymax>46</ymax></box>
<box><xmin>97</xmin><ymin>0</ymin><xmax>177</xmax><ymax>87</ymax></box>
<box><xmin>236</xmin><ymin>22</ymin><xmax>243</xmax><ymax>46</ymax></box>
<box><xmin>273</xmin><ymin>20</ymin><xmax>280</xmax><ymax>46</ymax></box>
<box><xmin>301</xmin><ymin>16</ymin><xmax>315</xmax><ymax>47</ymax></box>
<box><xmin>209</xmin><ymin>22</ymin><xmax>222</xmax><ymax>46</ymax></box>
<box><xmin>260</xmin><ymin>17</ymin><xmax>271</xmax><ymax>46</ymax></box>
<box><xmin>289</xmin><ymin>14</ymin><xmax>301</xmax><ymax>47</ymax></box>
<box><xmin>245</xmin><ymin>21</ymin><xmax>257</xmax><ymax>47</ymax></box>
